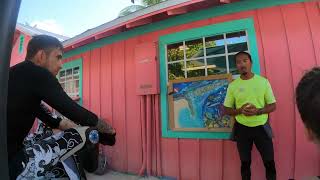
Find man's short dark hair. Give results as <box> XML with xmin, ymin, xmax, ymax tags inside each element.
<box><xmin>235</xmin><ymin>51</ymin><xmax>252</xmax><ymax>62</ymax></box>
<box><xmin>296</xmin><ymin>67</ymin><xmax>320</xmax><ymax>140</ymax></box>
<box><xmin>26</xmin><ymin>35</ymin><xmax>63</xmax><ymax>60</ymax></box>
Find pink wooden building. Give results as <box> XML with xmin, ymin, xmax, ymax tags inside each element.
<box><xmin>10</xmin><ymin>23</ymin><xmax>68</xmax><ymax>66</ymax></box>
<box><xmin>14</xmin><ymin>0</ymin><xmax>320</xmax><ymax>179</ymax></box>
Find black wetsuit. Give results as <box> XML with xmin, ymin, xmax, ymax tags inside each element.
<box><xmin>7</xmin><ymin>60</ymin><xmax>99</xmax><ymax>178</ymax></box>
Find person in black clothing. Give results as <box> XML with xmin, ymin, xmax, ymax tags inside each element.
<box><xmin>296</xmin><ymin>67</ymin><xmax>320</xmax><ymax>145</ymax></box>
<box><xmin>7</xmin><ymin>35</ymin><xmax>115</xmax><ymax>179</ymax></box>
<box><xmin>296</xmin><ymin>67</ymin><xmax>320</xmax><ymax>179</ymax></box>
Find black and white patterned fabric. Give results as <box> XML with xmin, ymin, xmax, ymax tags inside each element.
<box><xmin>23</xmin><ymin>121</ymin><xmax>54</xmax><ymax>149</ymax></box>
<box><xmin>19</xmin><ymin>124</ymin><xmax>87</xmax><ymax>180</ymax></box>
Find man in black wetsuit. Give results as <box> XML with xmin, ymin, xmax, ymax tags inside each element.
<box><xmin>7</xmin><ymin>35</ymin><xmax>115</xmax><ymax>179</ymax></box>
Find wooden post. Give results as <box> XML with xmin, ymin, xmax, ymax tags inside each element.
<box><xmin>0</xmin><ymin>0</ymin><xmax>21</xmax><ymax>179</ymax></box>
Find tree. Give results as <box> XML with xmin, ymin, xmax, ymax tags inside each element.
<box><xmin>167</xmin><ymin>39</ymin><xmax>217</xmax><ymax>80</ymax></box>
<box><xmin>142</xmin><ymin>0</ymin><xmax>166</xmax><ymax>6</ymax></box>
<box><xmin>118</xmin><ymin>5</ymin><xmax>145</xmax><ymax>17</ymax></box>
<box><xmin>119</xmin><ymin>0</ymin><xmax>166</xmax><ymax>17</ymax></box>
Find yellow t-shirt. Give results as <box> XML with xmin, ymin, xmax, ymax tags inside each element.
<box><xmin>223</xmin><ymin>75</ymin><xmax>276</xmax><ymax>127</ymax></box>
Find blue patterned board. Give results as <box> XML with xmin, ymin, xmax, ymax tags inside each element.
<box><xmin>170</xmin><ymin>75</ymin><xmax>233</xmax><ymax>132</ymax></box>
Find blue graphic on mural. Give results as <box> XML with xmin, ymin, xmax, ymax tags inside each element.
<box><xmin>172</xmin><ymin>78</ymin><xmax>232</xmax><ymax>129</ymax></box>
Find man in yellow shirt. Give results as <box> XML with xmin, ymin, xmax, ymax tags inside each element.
<box><xmin>224</xmin><ymin>52</ymin><xmax>277</xmax><ymax>180</ymax></box>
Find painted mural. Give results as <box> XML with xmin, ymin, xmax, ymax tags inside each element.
<box><xmin>168</xmin><ymin>74</ymin><xmax>233</xmax><ymax>132</ymax></box>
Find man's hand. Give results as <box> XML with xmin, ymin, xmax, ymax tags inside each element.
<box><xmin>241</xmin><ymin>103</ymin><xmax>259</xmax><ymax>116</ymax></box>
<box><xmin>58</xmin><ymin>118</ymin><xmax>79</xmax><ymax>130</ymax></box>
<box><xmin>96</xmin><ymin>118</ymin><xmax>116</xmax><ymax>135</ymax></box>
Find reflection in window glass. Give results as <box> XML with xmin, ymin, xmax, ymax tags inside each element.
<box><xmin>185</xmin><ymin>38</ymin><xmax>204</xmax><ymax>59</ymax></box>
<box><xmin>166</xmin><ymin>30</ymin><xmax>249</xmax><ymax>79</ymax></box>
<box><xmin>168</xmin><ymin>62</ymin><xmax>185</xmax><ymax>80</ymax></box>
<box><xmin>186</xmin><ymin>59</ymin><xmax>205</xmax><ymax>78</ymax></box>
<box><xmin>205</xmin><ymin>35</ymin><xmax>225</xmax><ymax>56</ymax></box>
<box><xmin>207</xmin><ymin>56</ymin><xmax>227</xmax><ymax>75</ymax></box>
<box><xmin>65</xmin><ymin>82</ymin><xmax>71</xmax><ymax>94</ymax></box>
<box><xmin>75</xmin><ymin>80</ymin><xmax>79</xmax><ymax>91</ymax></box>
<box><xmin>66</xmin><ymin>75</ymin><xmax>72</xmax><ymax>81</ymax></box>
<box><xmin>66</xmin><ymin>69</ymin><xmax>72</xmax><ymax>76</ymax></box>
<box><xmin>73</xmin><ymin>74</ymin><xmax>79</xmax><ymax>80</ymax></box>
<box><xmin>59</xmin><ymin>70</ymin><xmax>65</xmax><ymax>81</ymax></box>
<box><xmin>167</xmin><ymin>42</ymin><xmax>184</xmax><ymax>62</ymax></box>
<box><xmin>186</xmin><ymin>59</ymin><xmax>205</xmax><ymax>70</ymax></box>
<box><xmin>73</xmin><ymin>68</ymin><xmax>79</xmax><ymax>79</ymax></box>
<box><xmin>73</xmin><ymin>67</ymin><xmax>79</xmax><ymax>74</ymax></box>
<box><xmin>226</xmin><ymin>31</ymin><xmax>248</xmax><ymax>53</ymax></box>
<box><xmin>59</xmin><ymin>71</ymin><xmax>65</xmax><ymax>77</ymax></box>
<box><xmin>58</xmin><ymin>66</ymin><xmax>80</xmax><ymax>98</ymax></box>
<box><xmin>228</xmin><ymin>55</ymin><xmax>240</xmax><ymax>75</ymax></box>
<box><xmin>70</xmin><ymin>81</ymin><xmax>75</xmax><ymax>95</ymax></box>
<box><xmin>187</xmin><ymin>69</ymin><xmax>205</xmax><ymax>78</ymax></box>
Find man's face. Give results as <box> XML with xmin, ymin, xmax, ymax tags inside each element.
<box><xmin>43</xmin><ymin>48</ymin><xmax>63</xmax><ymax>76</ymax></box>
<box><xmin>235</xmin><ymin>53</ymin><xmax>252</xmax><ymax>75</ymax></box>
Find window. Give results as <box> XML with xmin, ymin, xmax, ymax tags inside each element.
<box><xmin>53</xmin><ymin>59</ymin><xmax>83</xmax><ymax>120</ymax></box>
<box><xmin>159</xmin><ymin>18</ymin><xmax>261</xmax><ymax>139</ymax></box>
<box><xmin>19</xmin><ymin>34</ymin><xmax>25</xmax><ymax>54</ymax></box>
<box><xmin>58</xmin><ymin>67</ymin><xmax>80</xmax><ymax>99</ymax></box>
<box><xmin>167</xmin><ymin>31</ymin><xmax>249</xmax><ymax>80</ymax></box>
<box><xmin>57</xmin><ymin>59</ymin><xmax>83</xmax><ymax>104</ymax></box>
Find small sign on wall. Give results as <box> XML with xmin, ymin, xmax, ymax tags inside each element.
<box><xmin>135</xmin><ymin>42</ymin><xmax>159</xmax><ymax>95</ymax></box>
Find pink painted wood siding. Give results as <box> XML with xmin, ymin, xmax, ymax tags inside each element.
<box><xmin>65</xmin><ymin>2</ymin><xmax>320</xmax><ymax>179</ymax></box>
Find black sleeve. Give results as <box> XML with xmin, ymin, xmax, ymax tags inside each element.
<box><xmin>78</xmin><ymin>144</ymin><xmax>99</xmax><ymax>173</ymax></box>
<box><xmin>33</xmin><ymin>67</ymin><xmax>98</xmax><ymax>127</ymax></box>
<box><xmin>35</xmin><ymin>103</ymin><xmax>61</xmax><ymax>129</ymax></box>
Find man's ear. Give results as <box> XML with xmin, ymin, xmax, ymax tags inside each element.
<box><xmin>33</xmin><ymin>50</ymin><xmax>46</xmax><ymax>66</ymax></box>
<box><xmin>304</xmin><ymin>127</ymin><xmax>317</xmax><ymax>143</ymax></box>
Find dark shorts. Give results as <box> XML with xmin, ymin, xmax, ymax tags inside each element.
<box><xmin>233</xmin><ymin>122</ymin><xmax>275</xmax><ymax>162</ymax></box>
